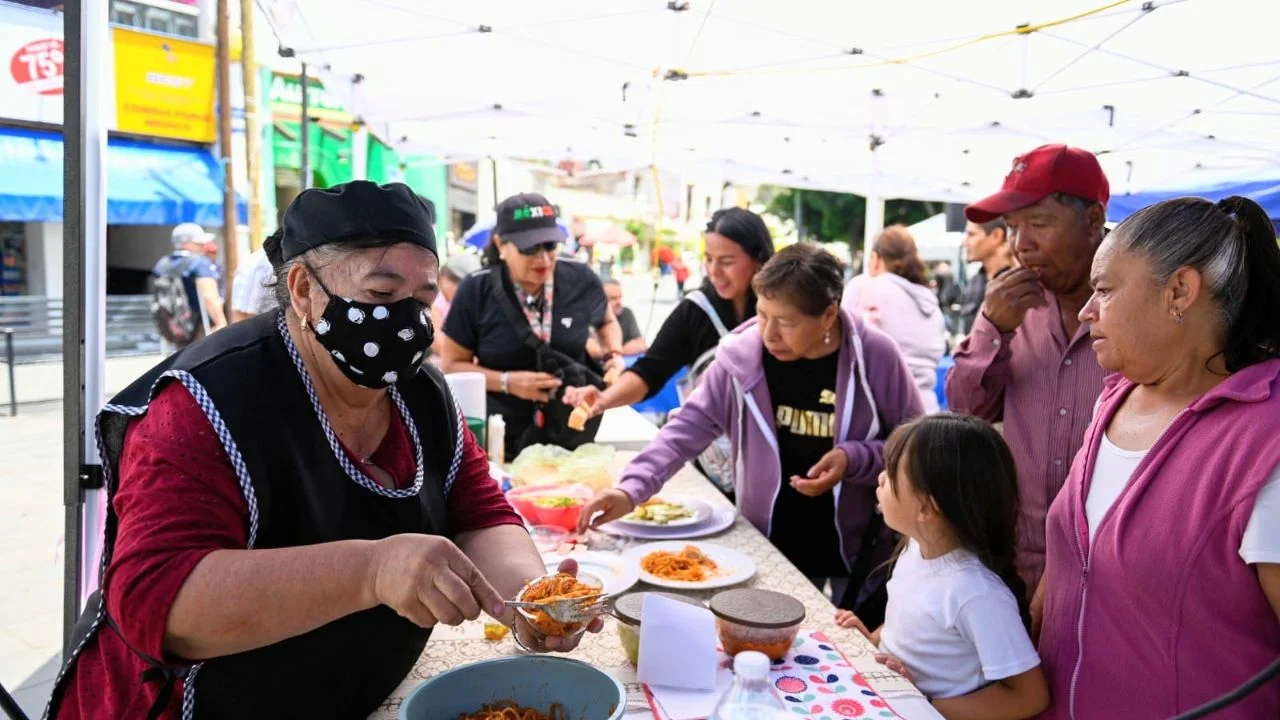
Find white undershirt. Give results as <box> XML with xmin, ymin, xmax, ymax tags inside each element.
<box><xmin>1087</xmin><ymin>431</ymin><xmax>1280</xmax><ymax>564</ymax></box>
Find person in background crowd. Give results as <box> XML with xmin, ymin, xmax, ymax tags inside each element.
<box><xmin>837</xmin><ymin>415</ymin><xmax>1048</xmax><ymax>720</ymax></box>
<box><xmin>946</xmin><ymin>144</ymin><xmax>1110</xmax><ymax>592</ymax></box>
<box><xmin>933</xmin><ymin>261</ymin><xmax>961</xmax><ymax>306</ymax></box>
<box><xmin>589</xmin><ymin>279</ymin><xmax>646</xmax><ymax>357</ymax></box>
<box><xmin>843</xmin><ymin>225</ymin><xmax>947</xmax><ymax>413</ymax></box>
<box><xmin>578</xmin><ymin>244</ymin><xmax>924</xmax><ymax>608</ymax></box>
<box><xmin>959</xmin><ymin>218</ymin><xmax>1017</xmax><ymax>334</ymax></box>
<box><xmin>1035</xmin><ymin>196</ymin><xmax>1280</xmax><ymax>718</ymax></box>
<box><xmin>230</xmin><ymin>230</ymin><xmax>280</xmax><ymax>322</ymax></box>
<box><xmin>429</xmin><ymin>253</ymin><xmax>481</xmax><ymax>360</ymax></box>
<box><xmin>48</xmin><ymin>182</ymin><xmax>598</xmax><ymax>720</ymax></box>
<box><xmin>563</xmin><ymin>208</ymin><xmax>774</xmax><ymax>420</ymax></box>
<box><xmin>441</xmin><ymin>193</ymin><xmax>625</xmax><ymax>459</ymax></box>
<box><xmin>655</xmin><ymin>244</ymin><xmax>676</xmax><ymax>276</ymax></box>
<box><xmin>673</xmin><ymin>255</ymin><xmax>690</xmax><ymax>299</ymax></box>
<box><xmin>151</xmin><ymin>223</ymin><xmax>227</xmax><ymax>350</ymax></box>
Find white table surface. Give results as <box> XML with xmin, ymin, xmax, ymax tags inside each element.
<box><xmin>595</xmin><ymin>405</ymin><xmax>660</xmax><ymax>451</ymax></box>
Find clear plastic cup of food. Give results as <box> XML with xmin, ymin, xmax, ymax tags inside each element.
<box><xmin>514</xmin><ymin>572</ymin><xmax>606</xmax><ymax>648</ymax></box>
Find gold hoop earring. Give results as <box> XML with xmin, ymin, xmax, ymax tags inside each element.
<box><xmin>300</xmin><ymin>315</ymin><xmax>310</xmax><ymax>332</ymax></box>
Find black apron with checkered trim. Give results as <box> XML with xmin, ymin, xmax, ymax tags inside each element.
<box><xmin>46</xmin><ymin>311</ymin><xmax>460</xmax><ymax>720</ymax></box>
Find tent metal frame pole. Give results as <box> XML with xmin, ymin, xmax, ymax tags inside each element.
<box><xmin>62</xmin><ymin>0</ymin><xmax>108</xmax><ymax>653</ymax></box>
<box><xmin>300</xmin><ymin>62</ymin><xmax>311</xmax><ymax>190</ymax></box>
<box><xmin>216</xmin><ymin>0</ymin><xmax>239</xmax><ymax>308</ymax></box>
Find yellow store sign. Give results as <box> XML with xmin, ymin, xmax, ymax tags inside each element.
<box><xmin>113</xmin><ymin>28</ymin><xmax>215</xmax><ymax>143</ymax></box>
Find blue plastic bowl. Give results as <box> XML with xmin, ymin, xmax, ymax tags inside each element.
<box><xmin>399</xmin><ymin>655</ymin><xmax>626</xmax><ymax>720</ymax></box>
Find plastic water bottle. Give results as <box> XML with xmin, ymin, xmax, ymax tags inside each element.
<box><xmin>486</xmin><ymin>414</ymin><xmax>505</xmax><ymax>465</ymax></box>
<box><xmin>710</xmin><ymin>651</ymin><xmax>788</xmax><ymax>720</ymax></box>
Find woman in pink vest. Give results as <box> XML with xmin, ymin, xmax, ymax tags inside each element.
<box><xmin>1034</xmin><ymin>196</ymin><xmax>1280</xmax><ymax>719</ymax></box>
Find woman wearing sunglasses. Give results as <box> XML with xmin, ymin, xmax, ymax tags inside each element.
<box><xmin>441</xmin><ymin>193</ymin><xmax>625</xmax><ymax>459</ymax></box>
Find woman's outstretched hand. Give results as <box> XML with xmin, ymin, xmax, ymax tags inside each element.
<box><xmin>575</xmin><ymin>489</ymin><xmax>636</xmax><ymax>534</ymax></box>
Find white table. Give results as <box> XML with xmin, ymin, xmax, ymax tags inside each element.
<box><xmin>595</xmin><ymin>405</ymin><xmax>660</xmax><ymax>451</ymax></box>
<box><xmin>373</xmin><ymin>454</ymin><xmax>942</xmax><ymax>720</ymax></box>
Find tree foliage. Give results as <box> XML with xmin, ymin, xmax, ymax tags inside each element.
<box><xmin>763</xmin><ymin>187</ymin><xmax>943</xmax><ymax>244</ymax></box>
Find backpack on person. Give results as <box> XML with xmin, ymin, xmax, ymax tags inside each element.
<box><xmin>151</xmin><ymin>254</ymin><xmax>201</xmax><ymax>346</ymax></box>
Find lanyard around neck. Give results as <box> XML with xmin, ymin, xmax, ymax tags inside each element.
<box><xmin>517</xmin><ymin>277</ymin><xmax>555</xmax><ymax>343</ymax></box>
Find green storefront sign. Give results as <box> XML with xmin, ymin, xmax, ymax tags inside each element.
<box><xmin>273</xmin><ymin>120</ymin><xmax>353</xmax><ymax>188</ymax></box>
<box><xmin>269</xmin><ymin>73</ymin><xmax>351</xmax><ymax>122</ymax></box>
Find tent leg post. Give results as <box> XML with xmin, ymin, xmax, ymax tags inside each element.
<box><xmin>63</xmin><ymin>0</ymin><xmax>108</xmax><ymax>652</ymax></box>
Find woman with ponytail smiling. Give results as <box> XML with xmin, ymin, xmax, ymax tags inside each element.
<box><xmin>1035</xmin><ymin>196</ymin><xmax>1280</xmax><ymax>718</ymax></box>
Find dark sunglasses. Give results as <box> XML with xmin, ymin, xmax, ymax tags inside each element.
<box><xmin>518</xmin><ymin>241</ymin><xmax>560</xmax><ymax>257</ymax></box>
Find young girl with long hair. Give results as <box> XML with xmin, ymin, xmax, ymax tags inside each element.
<box><xmin>836</xmin><ymin>414</ymin><xmax>1048</xmax><ymax>720</ymax></box>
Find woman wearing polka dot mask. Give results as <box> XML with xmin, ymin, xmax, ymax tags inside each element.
<box><xmin>302</xmin><ymin>258</ymin><xmax>434</xmax><ymax>388</ymax></box>
<box><xmin>49</xmin><ymin>182</ymin><xmax>599</xmax><ymax>720</ymax></box>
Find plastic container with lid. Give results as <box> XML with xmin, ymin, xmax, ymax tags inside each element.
<box><xmin>709</xmin><ymin>588</ymin><xmax>806</xmax><ymax>661</ymax></box>
<box><xmin>611</xmin><ymin>591</ymin><xmax>705</xmax><ymax>667</ymax></box>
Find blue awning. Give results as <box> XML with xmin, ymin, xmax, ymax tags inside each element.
<box><xmin>1108</xmin><ymin>175</ymin><xmax>1280</xmax><ymax>227</ymax></box>
<box><xmin>0</xmin><ymin>127</ymin><xmax>248</xmax><ymax>226</ymax></box>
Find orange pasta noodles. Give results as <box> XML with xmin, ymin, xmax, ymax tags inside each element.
<box><xmin>641</xmin><ymin>545</ymin><xmax>719</xmax><ymax>582</ymax></box>
<box><xmin>518</xmin><ymin>573</ymin><xmax>599</xmax><ymax>636</ymax></box>
<box><xmin>456</xmin><ymin>701</ymin><xmax>568</xmax><ymax>720</ymax></box>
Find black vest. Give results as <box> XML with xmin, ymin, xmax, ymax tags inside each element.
<box><xmin>48</xmin><ymin>312</ymin><xmax>460</xmax><ymax>720</ymax></box>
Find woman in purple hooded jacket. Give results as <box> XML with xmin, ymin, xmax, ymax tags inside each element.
<box><xmin>578</xmin><ymin>244</ymin><xmax>924</xmax><ymax>603</ymax></box>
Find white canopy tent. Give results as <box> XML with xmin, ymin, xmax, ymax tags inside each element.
<box><xmin>259</xmin><ymin>0</ymin><xmax>1280</xmax><ymax>216</ymax></box>
<box><xmin>59</xmin><ymin>0</ymin><xmax>1280</xmax><ymax>649</ymax></box>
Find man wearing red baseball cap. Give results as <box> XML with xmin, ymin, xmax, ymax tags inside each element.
<box><xmin>946</xmin><ymin>144</ymin><xmax>1110</xmax><ymax>595</ymax></box>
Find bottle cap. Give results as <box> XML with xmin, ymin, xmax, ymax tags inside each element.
<box><xmin>733</xmin><ymin>650</ymin><xmax>771</xmax><ymax>679</ymax></box>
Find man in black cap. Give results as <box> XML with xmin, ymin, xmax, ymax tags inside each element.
<box><xmin>50</xmin><ymin>181</ymin><xmax>599</xmax><ymax>720</ymax></box>
<box><xmin>441</xmin><ymin>192</ymin><xmax>625</xmax><ymax>459</ymax></box>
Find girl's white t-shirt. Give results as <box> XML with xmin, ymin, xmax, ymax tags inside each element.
<box><xmin>878</xmin><ymin>540</ymin><xmax>1040</xmax><ymax>700</ymax></box>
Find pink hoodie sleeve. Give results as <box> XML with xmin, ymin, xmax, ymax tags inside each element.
<box><xmin>615</xmin><ymin>361</ymin><xmax>734</xmax><ymax>506</ymax></box>
<box><xmin>945</xmin><ymin>312</ymin><xmax>1014</xmax><ymax>422</ymax></box>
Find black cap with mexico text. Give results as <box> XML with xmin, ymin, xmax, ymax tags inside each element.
<box><xmin>493</xmin><ymin>193</ymin><xmax>567</xmax><ymax>250</ymax></box>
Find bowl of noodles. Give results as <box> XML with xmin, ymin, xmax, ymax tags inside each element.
<box><xmin>514</xmin><ymin>572</ymin><xmax>606</xmax><ymax>646</ymax></box>
<box><xmin>399</xmin><ymin>655</ymin><xmax>625</xmax><ymax>720</ymax></box>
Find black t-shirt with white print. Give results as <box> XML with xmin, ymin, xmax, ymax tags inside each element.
<box><xmin>764</xmin><ymin>349</ymin><xmax>847</xmax><ymax>579</ymax></box>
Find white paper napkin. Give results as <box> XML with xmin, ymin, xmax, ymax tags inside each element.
<box><xmin>648</xmin><ymin>668</ymin><xmax>734</xmax><ymax>720</ymax></box>
<box><xmin>637</xmin><ymin>593</ymin><xmax>718</xmax><ymax>691</ymax></box>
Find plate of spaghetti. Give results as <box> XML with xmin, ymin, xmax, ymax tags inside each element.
<box><xmin>455</xmin><ymin>701</ymin><xmax>567</xmax><ymax>719</ymax></box>
<box><xmin>515</xmin><ymin>573</ymin><xmax>605</xmax><ymax>638</ymax></box>
<box><xmin>623</xmin><ymin>541</ymin><xmax>756</xmax><ymax>590</ymax></box>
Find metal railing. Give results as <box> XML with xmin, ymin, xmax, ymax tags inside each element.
<box><xmin>2</xmin><ymin>328</ymin><xmax>14</xmax><ymax>417</ymax></box>
<box><xmin>0</xmin><ymin>295</ymin><xmax>161</xmax><ymax>413</ymax></box>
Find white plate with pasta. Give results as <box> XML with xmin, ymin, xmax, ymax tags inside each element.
<box><xmin>622</xmin><ymin>541</ymin><xmax>756</xmax><ymax>590</ymax></box>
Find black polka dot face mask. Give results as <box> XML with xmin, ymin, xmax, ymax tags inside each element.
<box><xmin>306</xmin><ymin>271</ymin><xmax>434</xmax><ymax>389</ymax></box>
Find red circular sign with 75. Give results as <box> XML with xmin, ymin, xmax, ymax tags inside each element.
<box><xmin>11</xmin><ymin>38</ymin><xmax>64</xmax><ymax>96</ymax></box>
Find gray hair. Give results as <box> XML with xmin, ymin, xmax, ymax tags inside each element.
<box><xmin>980</xmin><ymin>217</ymin><xmax>1008</xmax><ymax>237</ymax></box>
<box><xmin>271</xmin><ymin>244</ymin><xmax>352</xmax><ymax>313</ymax></box>
<box><xmin>1110</xmin><ymin>196</ymin><xmax>1280</xmax><ymax>371</ymax></box>
<box><xmin>1051</xmin><ymin>192</ymin><xmax>1094</xmax><ymax>215</ymax></box>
